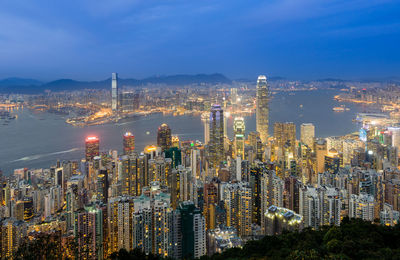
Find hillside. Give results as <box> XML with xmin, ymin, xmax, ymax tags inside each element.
<box><xmin>208</xmin><ymin>218</ymin><xmax>400</xmax><ymax>260</ymax></box>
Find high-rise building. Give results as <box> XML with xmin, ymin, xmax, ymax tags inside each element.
<box><xmin>157</xmin><ymin>124</ymin><xmax>172</xmax><ymax>152</ymax></box>
<box><xmin>230</xmin><ymin>88</ymin><xmax>238</xmax><ymax>105</ymax></box>
<box><xmin>203</xmin><ymin>183</ymin><xmax>218</xmax><ymax>230</ymax></box>
<box><xmin>300</xmin><ymin>123</ymin><xmax>315</xmax><ymax>149</ymax></box>
<box><xmin>299</xmin><ymin>186</ymin><xmax>321</xmax><ymax>229</ymax></box>
<box><xmin>234</xmin><ymin>117</ymin><xmax>245</xmax><ymax>159</ymax></box>
<box><xmin>111</xmin><ymin>72</ymin><xmax>118</xmax><ymax>111</ymax></box>
<box><xmin>120</xmin><ymin>155</ymin><xmax>142</xmax><ymax>197</ymax></box>
<box><xmin>321</xmin><ymin>187</ymin><xmax>341</xmax><ymax>226</ymax></box>
<box><xmin>119</xmin><ymin>91</ymin><xmax>135</xmax><ymax>112</ymax></box>
<box><xmin>256</xmin><ymin>75</ymin><xmax>269</xmax><ymax>143</ymax></box>
<box><xmin>349</xmin><ymin>193</ymin><xmax>375</xmax><ymax>221</ymax></box>
<box><xmin>315</xmin><ymin>139</ymin><xmax>327</xmax><ymax>175</ymax></box>
<box><xmin>165</xmin><ymin>147</ymin><xmax>182</xmax><ymax>169</ymax></box>
<box><xmin>264</xmin><ymin>205</ymin><xmax>303</xmax><ymax>236</ymax></box>
<box><xmin>75</xmin><ymin>204</ymin><xmax>107</xmax><ymax>259</ymax></box>
<box><xmin>85</xmin><ymin>136</ymin><xmax>99</xmax><ymax>161</ymax></box>
<box><xmin>202</xmin><ymin>112</ymin><xmax>210</xmax><ymax>145</ymax></box>
<box><xmin>238</xmin><ymin>184</ymin><xmax>252</xmax><ymax>237</ymax></box>
<box><xmin>123</xmin><ymin>132</ymin><xmax>135</xmax><ymax>154</ymax></box>
<box><xmin>108</xmin><ymin>196</ymin><xmax>135</xmax><ymax>253</ymax></box>
<box><xmin>175</xmin><ymin>201</ymin><xmax>206</xmax><ymax>259</ymax></box>
<box><xmin>209</xmin><ymin>105</ymin><xmax>225</xmax><ymax>169</ymax></box>
<box><xmin>97</xmin><ymin>169</ymin><xmax>109</xmax><ymax>203</ymax></box>
<box><xmin>1</xmin><ymin>219</ymin><xmax>27</xmax><ymax>259</ymax></box>
<box><xmin>388</xmin><ymin>127</ymin><xmax>400</xmax><ymax>156</ymax></box>
<box><xmin>284</xmin><ymin>176</ymin><xmax>301</xmax><ymax>214</ymax></box>
<box><xmin>274</xmin><ymin>122</ymin><xmax>296</xmax><ymax>158</ymax></box>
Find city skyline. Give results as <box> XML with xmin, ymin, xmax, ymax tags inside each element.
<box><xmin>2</xmin><ymin>1</ymin><xmax>400</xmax><ymax>259</ymax></box>
<box><xmin>2</xmin><ymin>73</ymin><xmax>400</xmax><ymax>258</ymax></box>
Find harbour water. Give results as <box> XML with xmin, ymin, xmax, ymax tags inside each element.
<box><xmin>0</xmin><ymin>90</ymin><xmax>369</xmax><ymax>174</ymax></box>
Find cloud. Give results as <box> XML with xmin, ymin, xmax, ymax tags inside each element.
<box><xmin>324</xmin><ymin>23</ymin><xmax>400</xmax><ymax>38</ymax></box>
<box><xmin>0</xmin><ymin>12</ymin><xmax>84</xmax><ymax>69</ymax></box>
<box><xmin>244</xmin><ymin>0</ymin><xmax>397</xmax><ymax>24</ymax></box>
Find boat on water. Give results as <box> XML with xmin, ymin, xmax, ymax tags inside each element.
<box><xmin>333</xmin><ymin>105</ymin><xmax>350</xmax><ymax>112</ymax></box>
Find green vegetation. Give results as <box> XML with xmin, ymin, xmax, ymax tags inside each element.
<box><xmin>13</xmin><ymin>218</ymin><xmax>400</xmax><ymax>260</ymax></box>
<box><xmin>207</xmin><ymin>218</ymin><xmax>400</xmax><ymax>260</ymax></box>
<box><xmin>15</xmin><ymin>232</ymin><xmax>63</xmax><ymax>260</ymax></box>
<box><xmin>110</xmin><ymin>248</ymin><xmax>162</xmax><ymax>260</ymax></box>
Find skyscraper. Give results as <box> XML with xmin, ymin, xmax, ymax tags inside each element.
<box><xmin>176</xmin><ymin>201</ymin><xmax>206</xmax><ymax>259</ymax></box>
<box><xmin>300</xmin><ymin>123</ymin><xmax>315</xmax><ymax>149</ymax></box>
<box><xmin>274</xmin><ymin>122</ymin><xmax>296</xmax><ymax>157</ymax></box>
<box><xmin>157</xmin><ymin>124</ymin><xmax>172</xmax><ymax>152</ymax></box>
<box><xmin>234</xmin><ymin>117</ymin><xmax>245</xmax><ymax>159</ymax></box>
<box><xmin>201</xmin><ymin>112</ymin><xmax>210</xmax><ymax>145</ymax></box>
<box><xmin>119</xmin><ymin>91</ymin><xmax>135</xmax><ymax>112</ymax></box>
<box><xmin>123</xmin><ymin>132</ymin><xmax>135</xmax><ymax>154</ymax></box>
<box><xmin>256</xmin><ymin>75</ymin><xmax>269</xmax><ymax>143</ymax></box>
<box><xmin>230</xmin><ymin>88</ymin><xmax>238</xmax><ymax>105</ymax></box>
<box><xmin>85</xmin><ymin>136</ymin><xmax>99</xmax><ymax>161</ymax></box>
<box><xmin>111</xmin><ymin>72</ymin><xmax>118</xmax><ymax>111</ymax></box>
<box><xmin>209</xmin><ymin>105</ymin><xmax>225</xmax><ymax>169</ymax></box>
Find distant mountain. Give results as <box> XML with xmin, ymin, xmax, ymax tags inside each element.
<box><xmin>0</xmin><ymin>73</ymin><xmax>231</xmax><ymax>93</ymax></box>
<box><xmin>140</xmin><ymin>73</ymin><xmax>231</xmax><ymax>85</ymax></box>
<box><xmin>0</xmin><ymin>77</ymin><xmax>42</xmax><ymax>86</ymax></box>
<box><xmin>42</xmin><ymin>79</ymin><xmax>109</xmax><ymax>91</ymax></box>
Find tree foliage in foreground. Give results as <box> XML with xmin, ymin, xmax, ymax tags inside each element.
<box><xmin>15</xmin><ymin>232</ymin><xmax>63</xmax><ymax>260</ymax></box>
<box><xmin>206</xmin><ymin>218</ymin><xmax>400</xmax><ymax>260</ymax></box>
<box><xmin>14</xmin><ymin>218</ymin><xmax>400</xmax><ymax>259</ymax></box>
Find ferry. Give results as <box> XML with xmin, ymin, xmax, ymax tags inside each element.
<box><xmin>333</xmin><ymin>105</ymin><xmax>350</xmax><ymax>112</ymax></box>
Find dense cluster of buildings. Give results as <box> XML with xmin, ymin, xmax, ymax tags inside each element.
<box><xmin>1</xmin><ymin>75</ymin><xmax>400</xmax><ymax>259</ymax></box>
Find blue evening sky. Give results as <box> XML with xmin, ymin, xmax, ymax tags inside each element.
<box><xmin>0</xmin><ymin>0</ymin><xmax>399</xmax><ymax>81</ymax></box>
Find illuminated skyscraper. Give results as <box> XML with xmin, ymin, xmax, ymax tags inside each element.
<box><xmin>300</xmin><ymin>123</ymin><xmax>315</xmax><ymax>149</ymax></box>
<box><xmin>256</xmin><ymin>75</ymin><xmax>269</xmax><ymax>143</ymax></box>
<box><xmin>234</xmin><ymin>117</ymin><xmax>245</xmax><ymax>159</ymax></box>
<box><xmin>315</xmin><ymin>139</ymin><xmax>327</xmax><ymax>175</ymax></box>
<box><xmin>119</xmin><ymin>91</ymin><xmax>135</xmax><ymax>112</ymax></box>
<box><xmin>388</xmin><ymin>127</ymin><xmax>400</xmax><ymax>156</ymax></box>
<box><xmin>201</xmin><ymin>112</ymin><xmax>210</xmax><ymax>145</ymax></box>
<box><xmin>157</xmin><ymin>123</ymin><xmax>172</xmax><ymax>152</ymax></box>
<box><xmin>230</xmin><ymin>88</ymin><xmax>238</xmax><ymax>105</ymax></box>
<box><xmin>97</xmin><ymin>169</ymin><xmax>109</xmax><ymax>203</ymax></box>
<box><xmin>123</xmin><ymin>132</ymin><xmax>135</xmax><ymax>154</ymax></box>
<box><xmin>238</xmin><ymin>184</ymin><xmax>252</xmax><ymax>237</ymax></box>
<box><xmin>274</xmin><ymin>122</ymin><xmax>296</xmax><ymax>157</ymax></box>
<box><xmin>175</xmin><ymin>201</ymin><xmax>206</xmax><ymax>259</ymax></box>
<box><xmin>108</xmin><ymin>196</ymin><xmax>135</xmax><ymax>252</ymax></box>
<box><xmin>209</xmin><ymin>105</ymin><xmax>225</xmax><ymax>169</ymax></box>
<box><xmin>85</xmin><ymin>136</ymin><xmax>99</xmax><ymax>161</ymax></box>
<box><xmin>203</xmin><ymin>183</ymin><xmax>218</xmax><ymax>230</ymax></box>
<box><xmin>111</xmin><ymin>72</ymin><xmax>118</xmax><ymax>111</ymax></box>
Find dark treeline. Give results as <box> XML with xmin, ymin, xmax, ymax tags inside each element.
<box><xmin>15</xmin><ymin>218</ymin><xmax>400</xmax><ymax>260</ymax></box>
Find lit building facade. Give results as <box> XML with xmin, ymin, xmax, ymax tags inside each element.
<box><xmin>256</xmin><ymin>75</ymin><xmax>269</xmax><ymax>143</ymax></box>
<box><xmin>300</xmin><ymin>123</ymin><xmax>315</xmax><ymax>149</ymax></box>
<box><xmin>157</xmin><ymin>124</ymin><xmax>172</xmax><ymax>152</ymax></box>
<box><xmin>209</xmin><ymin>105</ymin><xmax>225</xmax><ymax>169</ymax></box>
<box><xmin>111</xmin><ymin>72</ymin><xmax>118</xmax><ymax>111</ymax></box>
<box><xmin>123</xmin><ymin>132</ymin><xmax>135</xmax><ymax>155</ymax></box>
<box><xmin>85</xmin><ymin>136</ymin><xmax>100</xmax><ymax>161</ymax></box>
<box><xmin>234</xmin><ymin>117</ymin><xmax>245</xmax><ymax>159</ymax></box>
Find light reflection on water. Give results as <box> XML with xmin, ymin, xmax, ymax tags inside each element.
<box><xmin>0</xmin><ymin>90</ymin><xmax>369</xmax><ymax>174</ymax></box>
